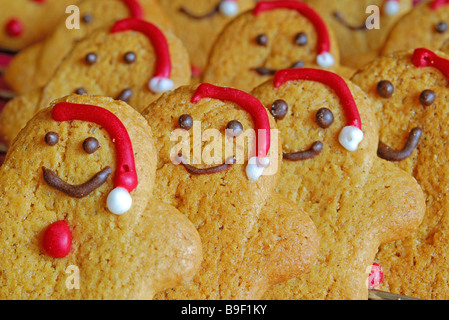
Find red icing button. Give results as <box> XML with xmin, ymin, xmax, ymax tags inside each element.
<box><xmin>42</xmin><ymin>220</ymin><xmax>72</xmax><ymax>258</ymax></box>
<box><xmin>5</xmin><ymin>18</ymin><xmax>24</xmax><ymax>37</ymax></box>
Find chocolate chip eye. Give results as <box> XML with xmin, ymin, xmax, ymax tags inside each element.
<box><xmin>270</xmin><ymin>100</ymin><xmax>288</xmax><ymax>120</ymax></box>
<box><xmin>256</xmin><ymin>34</ymin><xmax>269</xmax><ymax>46</ymax></box>
<box><xmin>435</xmin><ymin>22</ymin><xmax>448</xmax><ymax>33</ymax></box>
<box><xmin>82</xmin><ymin>14</ymin><xmax>93</xmax><ymax>23</ymax></box>
<box><xmin>226</xmin><ymin>120</ymin><xmax>243</xmax><ymax>137</ymax></box>
<box><xmin>117</xmin><ymin>88</ymin><xmax>133</xmax><ymax>102</ymax></box>
<box><xmin>178</xmin><ymin>114</ymin><xmax>193</xmax><ymax>130</ymax></box>
<box><xmin>419</xmin><ymin>89</ymin><xmax>436</xmax><ymax>106</ymax></box>
<box><xmin>45</xmin><ymin>132</ymin><xmax>59</xmax><ymax>146</ymax></box>
<box><xmin>123</xmin><ymin>51</ymin><xmax>136</xmax><ymax>64</ymax></box>
<box><xmin>376</xmin><ymin>80</ymin><xmax>394</xmax><ymax>98</ymax></box>
<box><xmin>74</xmin><ymin>87</ymin><xmax>87</xmax><ymax>95</ymax></box>
<box><xmin>83</xmin><ymin>137</ymin><xmax>100</xmax><ymax>154</ymax></box>
<box><xmin>316</xmin><ymin>108</ymin><xmax>334</xmax><ymax>129</ymax></box>
<box><xmin>84</xmin><ymin>52</ymin><xmax>97</xmax><ymax>65</ymax></box>
<box><xmin>294</xmin><ymin>32</ymin><xmax>308</xmax><ymax>46</ymax></box>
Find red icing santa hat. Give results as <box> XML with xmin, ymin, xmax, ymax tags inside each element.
<box><xmin>412</xmin><ymin>48</ymin><xmax>449</xmax><ymax>78</ymax></box>
<box><xmin>253</xmin><ymin>1</ymin><xmax>335</xmax><ymax>68</ymax></box>
<box><xmin>52</xmin><ymin>102</ymin><xmax>138</xmax><ymax>215</ymax></box>
<box><xmin>430</xmin><ymin>0</ymin><xmax>449</xmax><ymax>10</ymax></box>
<box><xmin>121</xmin><ymin>0</ymin><xmax>144</xmax><ymax>19</ymax></box>
<box><xmin>273</xmin><ymin>68</ymin><xmax>364</xmax><ymax>152</ymax></box>
<box><xmin>384</xmin><ymin>0</ymin><xmax>401</xmax><ymax>16</ymax></box>
<box><xmin>191</xmin><ymin>83</ymin><xmax>271</xmax><ymax>182</ymax></box>
<box><xmin>219</xmin><ymin>0</ymin><xmax>239</xmax><ymax>17</ymax></box>
<box><xmin>110</xmin><ymin>18</ymin><xmax>174</xmax><ymax>94</ymax></box>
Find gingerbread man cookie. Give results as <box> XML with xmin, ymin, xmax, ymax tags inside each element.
<box><xmin>0</xmin><ymin>18</ymin><xmax>191</xmax><ymax>147</ymax></box>
<box><xmin>4</xmin><ymin>0</ymin><xmax>173</xmax><ymax>94</ymax></box>
<box><xmin>0</xmin><ymin>94</ymin><xmax>202</xmax><ymax>299</ymax></box>
<box><xmin>0</xmin><ymin>0</ymin><xmax>80</xmax><ymax>52</ymax></box>
<box><xmin>351</xmin><ymin>48</ymin><xmax>449</xmax><ymax>300</ymax></box>
<box><xmin>157</xmin><ymin>0</ymin><xmax>254</xmax><ymax>75</ymax></box>
<box><xmin>306</xmin><ymin>0</ymin><xmax>412</xmax><ymax>69</ymax></box>
<box><xmin>141</xmin><ymin>83</ymin><xmax>319</xmax><ymax>300</ymax></box>
<box><xmin>251</xmin><ymin>68</ymin><xmax>425</xmax><ymax>300</ymax></box>
<box><xmin>382</xmin><ymin>0</ymin><xmax>449</xmax><ymax>56</ymax></box>
<box><xmin>203</xmin><ymin>0</ymin><xmax>348</xmax><ymax>93</ymax></box>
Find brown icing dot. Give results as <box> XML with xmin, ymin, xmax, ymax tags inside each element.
<box><xmin>74</xmin><ymin>87</ymin><xmax>87</xmax><ymax>95</ymax></box>
<box><xmin>226</xmin><ymin>120</ymin><xmax>243</xmax><ymax>137</ymax></box>
<box><xmin>256</xmin><ymin>34</ymin><xmax>268</xmax><ymax>46</ymax></box>
<box><xmin>82</xmin><ymin>14</ymin><xmax>93</xmax><ymax>23</ymax></box>
<box><xmin>84</xmin><ymin>52</ymin><xmax>97</xmax><ymax>65</ymax></box>
<box><xmin>123</xmin><ymin>51</ymin><xmax>137</xmax><ymax>64</ymax></box>
<box><xmin>294</xmin><ymin>32</ymin><xmax>308</xmax><ymax>46</ymax></box>
<box><xmin>117</xmin><ymin>88</ymin><xmax>133</xmax><ymax>102</ymax></box>
<box><xmin>419</xmin><ymin>89</ymin><xmax>436</xmax><ymax>106</ymax></box>
<box><xmin>435</xmin><ymin>22</ymin><xmax>448</xmax><ymax>33</ymax></box>
<box><xmin>82</xmin><ymin>137</ymin><xmax>99</xmax><ymax>154</ymax></box>
<box><xmin>179</xmin><ymin>114</ymin><xmax>193</xmax><ymax>130</ymax></box>
<box><xmin>376</xmin><ymin>80</ymin><xmax>394</xmax><ymax>98</ymax></box>
<box><xmin>45</xmin><ymin>132</ymin><xmax>59</xmax><ymax>146</ymax></box>
<box><xmin>270</xmin><ymin>100</ymin><xmax>288</xmax><ymax>120</ymax></box>
<box><xmin>316</xmin><ymin>108</ymin><xmax>334</xmax><ymax>129</ymax></box>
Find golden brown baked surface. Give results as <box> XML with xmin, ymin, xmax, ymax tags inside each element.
<box><xmin>0</xmin><ymin>0</ymin><xmax>80</xmax><ymax>52</ymax></box>
<box><xmin>4</xmin><ymin>0</ymin><xmax>173</xmax><ymax>94</ymax></box>
<box><xmin>141</xmin><ymin>84</ymin><xmax>319</xmax><ymax>300</ymax></box>
<box><xmin>158</xmin><ymin>0</ymin><xmax>254</xmax><ymax>72</ymax></box>
<box><xmin>0</xmin><ymin>94</ymin><xmax>202</xmax><ymax>299</ymax></box>
<box><xmin>351</xmin><ymin>50</ymin><xmax>449</xmax><ymax>300</ymax></box>
<box><xmin>307</xmin><ymin>0</ymin><xmax>412</xmax><ymax>69</ymax></box>
<box><xmin>0</xmin><ymin>23</ymin><xmax>191</xmax><ymax>146</ymax></box>
<box><xmin>251</xmin><ymin>72</ymin><xmax>425</xmax><ymax>300</ymax></box>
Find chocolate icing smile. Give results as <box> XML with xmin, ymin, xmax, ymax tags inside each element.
<box><xmin>252</xmin><ymin>61</ymin><xmax>305</xmax><ymax>76</ymax></box>
<box><xmin>180</xmin><ymin>156</ymin><xmax>236</xmax><ymax>175</ymax></box>
<box><xmin>377</xmin><ymin>128</ymin><xmax>423</xmax><ymax>161</ymax></box>
<box><xmin>179</xmin><ymin>4</ymin><xmax>220</xmax><ymax>20</ymax></box>
<box><xmin>333</xmin><ymin>11</ymin><xmax>367</xmax><ymax>31</ymax></box>
<box><xmin>43</xmin><ymin>166</ymin><xmax>112</xmax><ymax>198</ymax></box>
<box><xmin>283</xmin><ymin>141</ymin><xmax>324</xmax><ymax>161</ymax></box>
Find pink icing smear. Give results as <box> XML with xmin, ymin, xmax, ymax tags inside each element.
<box><xmin>368</xmin><ymin>263</ymin><xmax>384</xmax><ymax>289</ymax></box>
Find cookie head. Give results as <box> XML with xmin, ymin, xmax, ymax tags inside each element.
<box><xmin>0</xmin><ymin>0</ymin><xmax>74</xmax><ymax>51</ymax></box>
<box><xmin>308</xmin><ymin>0</ymin><xmax>412</xmax><ymax>68</ymax></box>
<box><xmin>252</xmin><ymin>68</ymin><xmax>372</xmax><ymax>167</ymax></box>
<box><xmin>352</xmin><ymin>48</ymin><xmax>449</xmax><ymax>162</ymax></box>
<box><xmin>203</xmin><ymin>0</ymin><xmax>340</xmax><ymax>92</ymax></box>
<box><xmin>382</xmin><ymin>0</ymin><xmax>449</xmax><ymax>55</ymax></box>
<box><xmin>158</xmin><ymin>0</ymin><xmax>254</xmax><ymax>71</ymax></box>
<box><xmin>39</xmin><ymin>18</ymin><xmax>190</xmax><ymax>112</ymax></box>
<box><xmin>143</xmin><ymin>83</ymin><xmax>280</xmax><ymax>188</ymax></box>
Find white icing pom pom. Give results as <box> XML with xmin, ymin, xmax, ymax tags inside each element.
<box><xmin>339</xmin><ymin>126</ymin><xmax>364</xmax><ymax>152</ymax></box>
<box><xmin>107</xmin><ymin>187</ymin><xmax>133</xmax><ymax>215</ymax></box>
<box><xmin>384</xmin><ymin>1</ymin><xmax>400</xmax><ymax>16</ymax></box>
<box><xmin>219</xmin><ymin>1</ymin><xmax>239</xmax><ymax>17</ymax></box>
<box><xmin>316</xmin><ymin>52</ymin><xmax>335</xmax><ymax>68</ymax></box>
<box><xmin>246</xmin><ymin>157</ymin><xmax>270</xmax><ymax>182</ymax></box>
<box><xmin>148</xmin><ymin>77</ymin><xmax>174</xmax><ymax>94</ymax></box>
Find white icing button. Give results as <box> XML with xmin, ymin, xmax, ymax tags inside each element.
<box><xmin>107</xmin><ymin>187</ymin><xmax>133</xmax><ymax>215</ymax></box>
<box><xmin>384</xmin><ymin>1</ymin><xmax>400</xmax><ymax>16</ymax></box>
<box><xmin>339</xmin><ymin>126</ymin><xmax>364</xmax><ymax>152</ymax></box>
<box><xmin>316</xmin><ymin>52</ymin><xmax>335</xmax><ymax>68</ymax></box>
<box><xmin>246</xmin><ymin>156</ymin><xmax>270</xmax><ymax>182</ymax></box>
<box><xmin>148</xmin><ymin>77</ymin><xmax>174</xmax><ymax>93</ymax></box>
<box><xmin>219</xmin><ymin>1</ymin><xmax>239</xmax><ymax>17</ymax></box>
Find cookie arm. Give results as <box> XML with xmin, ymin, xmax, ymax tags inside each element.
<box><xmin>130</xmin><ymin>199</ymin><xmax>202</xmax><ymax>300</ymax></box>
<box><xmin>0</xmin><ymin>89</ymin><xmax>42</xmax><ymax>147</ymax></box>
<box><xmin>258</xmin><ymin>194</ymin><xmax>319</xmax><ymax>290</ymax></box>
